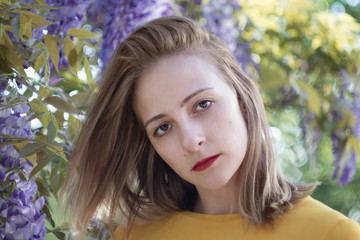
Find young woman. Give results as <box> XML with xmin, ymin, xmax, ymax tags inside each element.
<box><xmin>62</xmin><ymin>16</ymin><xmax>360</xmax><ymax>239</ymax></box>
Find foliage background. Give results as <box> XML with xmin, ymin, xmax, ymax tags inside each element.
<box><xmin>0</xmin><ymin>0</ymin><xmax>359</xmax><ymax>239</ymax></box>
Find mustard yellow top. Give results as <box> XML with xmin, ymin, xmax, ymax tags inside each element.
<box><xmin>112</xmin><ymin>197</ymin><xmax>360</xmax><ymax>240</ymax></box>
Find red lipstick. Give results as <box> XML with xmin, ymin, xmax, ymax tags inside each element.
<box><xmin>192</xmin><ymin>154</ymin><xmax>221</xmax><ymax>172</ymax></box>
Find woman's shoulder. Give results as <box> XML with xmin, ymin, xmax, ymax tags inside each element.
<box><xmin>286</xmin><ymin>196</ymin><xmax>353</xmax><ymax>221</ymax></box>
<box><xmin>274</xmin><ymin>196</ymin><xmax>360</xmax><ymax>239</ymax></box>
<box><xmin>111</xmin><ymin>197</ymin><xmax>360</xmax><ymax>240</ymax></box>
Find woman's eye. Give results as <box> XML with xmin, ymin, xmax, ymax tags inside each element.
<box><xmin>154</xmin><ymin>124</ymin><xmax>171</xmax><ymax>136</ymax></box>
<box><xmin>195</xmin><ymin>100</ymin><xmax>212</xmax><ymax>111</ymax></box>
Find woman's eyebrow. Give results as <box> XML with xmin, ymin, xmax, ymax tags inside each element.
<box><xmin>144</xmin><ymin>87</ymin><xmax>213</xmax><ymax>129</ymax></box>
<box><xmin>180</xmin><ymin>87</ymin><xmax>212</xmax><ymax>107</ymax></box>
<box><xmin>144</xmin><ymin>113</ymin><xmax>167</xmax><ymax>129</ymax></box>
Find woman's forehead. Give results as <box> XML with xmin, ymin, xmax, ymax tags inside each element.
<box><xmin>132</xmin><ymin>54</ymin><xmax>236</xmax><ymax>123</ymax></box>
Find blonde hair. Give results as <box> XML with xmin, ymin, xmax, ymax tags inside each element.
<box><xmin>61</xmin><ymin>16</ymin><xmax>316</xmax><ymax>238</ymax></box>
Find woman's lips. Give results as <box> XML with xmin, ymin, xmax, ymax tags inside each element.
<box><xmin>192</xmin><ymin>154</ymin><xmax>221</xmax><ymax>172</ymax></box>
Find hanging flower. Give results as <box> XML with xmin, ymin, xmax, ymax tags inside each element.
<box><xmin>0</xmin><ymin>97</ymin><xmax>47</xmax><ymax>239</ymax></box>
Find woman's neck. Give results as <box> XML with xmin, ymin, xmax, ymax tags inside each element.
<box><xmin>193</xmin><ymin>170</ymin><xmax>241</xmax><ymax>215</ymax></box>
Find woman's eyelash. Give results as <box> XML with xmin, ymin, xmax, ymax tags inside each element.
<box><xmin>153</xmin><ymin>123</ymin><xmax>171</xmax><ymax>137</ymax></box>
<box><xmin>152</xmin><ymin>99</ymin><xmax>213</xmax><ymax>137</ymax></box>
<box><xmin>195</xmin><ymin>99</ymin><xmax>213</xmax><ymax>111</ymax></box>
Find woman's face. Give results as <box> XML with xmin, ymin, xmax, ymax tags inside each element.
<box><xmin>133</xmin><ymin>54</ymin><xmax>248</xmax><ymax>191</ymax></box>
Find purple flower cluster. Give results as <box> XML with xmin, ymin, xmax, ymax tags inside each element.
<box><xmin>331</xmin><ymin>70</ymin><xmax>360</xmax><ymax>186</ymax></box>
<box><xmin>87</xmin><ymin>0</ymin><xmax>175</xmax><ymax>66</ymax></box>
<box><xmin>0</xmin><ymin>97</ymin><xmax>47</xmax><ymax>239</ymax></box>
<box><xmin>200</xmin><ymin>0</ymin><xmax>255</xmax><ymax>72</ymax></box>
<box><xmin>89</xmin><ymin>217</ymin><xmax>109</xmax><ymax>240</ymax></box>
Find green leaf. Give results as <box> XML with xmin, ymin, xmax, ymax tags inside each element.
<box><xmin>66</xmin><ymin>28</ymin><xmax>100</xmax><ymax>39</ymax></box>
<box><xmin>68</xmin><ymin>114</ymin><xmax>81</xmax><ymax>142</ymax></box>
<box><xmin>62</xmin><ymin>37</ymin><xmax>78</xmax><ymax>73</ymax></box>
<box><xmin>29</xmin><ymin>48</ymin><xmax>44</xmax><ymax>62</ymax></box>
<box><xmin>45</xmin><ymin>96</ymin><xmax>79</xmax><ymax>114</ymax></box>
<box><xmin>44</xmin><ymin>52</ymin><xmax>50</xmax><ymax>85</ymax></box>
<box><xmin>27</xmin><ymin>39</ymin><xmax>42</xmax><ymax>48</ymax></box>
<box><xmin>27</xmin><ymin>111</ymin><xmax>47</xmax><ymax>122</ymax></box>
<box><xmin>28</xmin><ymin>154</ymin><xmax>52</xmax><ymax>179</ymax></box>
<box><xmin>48</xmin><ymin>143</ymin><xmax>67</xmax><ymax>161</ymax></box>
<box><xmin>0</xmin><ymin>30</ymin><xmax>26</xmax><ymax>75</ymax></box>
<box><xmin>46</xmin><ymin>114</ymin><xmax>58</xmax><ymax>143</ymax></box>
<box><xmin>19</xmin><ymin>143</ymin><xmax>44</xmax><ymax>158</ymax></box>
<box><xmin>36</xmin><ymin>176</ymin><xmax>51</xmax><ymax>197</ymax></box>
<box><xmin>50</xmin><ymin>230</ymin><xmax>66</xmax><ymax>239</ymax></box>
<box><xmin>11</xmin><ymin>15</ymin><xmax>20</xmax><ymax>41</ymax></box>
<box><xmin>44</xmin><ymin>36</ymin><xmax>59</xmax><ymax>72</ymax></box>
<box><xmin>2</xmin><ymin>171</ymin><xmax>16</xmax><ymax>190</ymax></box>
<box><xmin>50</xmin><ymin>163</ymin><xmax>65</xmax><ymax>194</ymax></box>
<box><xmin>18</xmin><ymin>171</ymin><xmax>27</xmax><ymax>181</ymax></box>
<box><xmin>23</xmin><ymin>88</ymin><xmax>33</xmax><ymax>98</ymax></box>
<box><xmin>42</xmin><ymin>204</ymin><xmax>55</xmax><ymax>228</ymax></box>
<box><xmin>0</xmin><ymin>139</ymin><xmax>28</xmax><ymax>148</ymax></box>
<box><xmin>40</xmin><ymin>112</ymin><xmax>52</xmax><ymax>129</ymax></box>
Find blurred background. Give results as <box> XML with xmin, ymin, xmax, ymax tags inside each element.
<box><xmin>0</xmin><ymin>0</ymin><xmax>359</xmax><ymax>239</ymax></box>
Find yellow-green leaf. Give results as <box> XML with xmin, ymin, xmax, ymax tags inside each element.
<box><xmin>14</xmin><ymin>10</ymin><xmax>55</xmax><ymax>29</ymax></box>
<box><xmin>23</xmin><ymin>18</ymin><xmax>32</xmax><ymax>40</ymax></box>
<box><xmin>35</xmin><ymin>135</ymin><xmax>48</xmax><ymax>145</ymax></box>
<box><xmin>29</xmin><ymin>101</ymin><xmax>51</xmax><ymax>127</ymax></box>
<box><xmin>2</xmin><ymin>25</ymin><xmax>12</xmax><ymax>32</ymax></box>
<box><xmin>67</xmin><ymin>28</ymin><xmax>100</xmax><ymax>39</ymax></box>
<box><xmin>34</xmin><ymin>51</ymin><xmax>46</xmax><ymax>72</ymax></box>
<box><xmin>83</xmin><ymin>41</ymin><xmax>100</xmax><ymax>50</ymax></box>
<box><xmin>13</xmin><ymin>140</ymin><xmax>31</xmax><ymax>152</ymax></box>
<box><xmin>84</xmin><ymin>56</ymin><xmax>95</xmax><ymax>87</ymax></box>
<box><xmin>337</xmin><ymin>109</ymin><xmax>355</xmax><ymax>129</ymax></box>
<box><xmin>44</xmin><ymin>35</ymin><xmax>59</xmax><ymax>72</ymax></box>
<box><xmin>19</xmin><ymin>14</ymin><xmax>27</xmax><ymax>40</ymax></box>
<box><xmin>295</xmin><ymin>80</ymin><xmax>321</xmax><ymax>116</ymax></box>
<box><xmin>43</xmin><ymin>34</ymin><xmax>63</xmax><ymax>43</ymax></box>
<box><xmin>38</xmin><ymin>85</ymin><xmax>50</xmax><ymax>99</ymax></box>
<box><xmin>346</xmin><ymin>136</ymin><xmax>360</xmax><ymax>157</ymax></box>
<box><xmin>29</xmin><ymin>101</ymin><xmax>47</xmax><ymax>113</ymax></box>
<box><xmin>34</xmin><ymin>0</ymin><xmax>51</xmax><ymax>13</ymax></box>
<box><xmin>68</xmin><ymin>114</ymin><xmax>81</xmax><ymax>142</ymax></box>
<box><xmin>26</xmin><ymin>154</ymin><xmax>37</xmax><ymax>166</ymax></box>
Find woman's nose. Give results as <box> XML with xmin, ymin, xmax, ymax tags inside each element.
<box><xmin>180</xmin><ymin>121</ymin><xmax>206</xmax><ymax>152</ymax></box>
